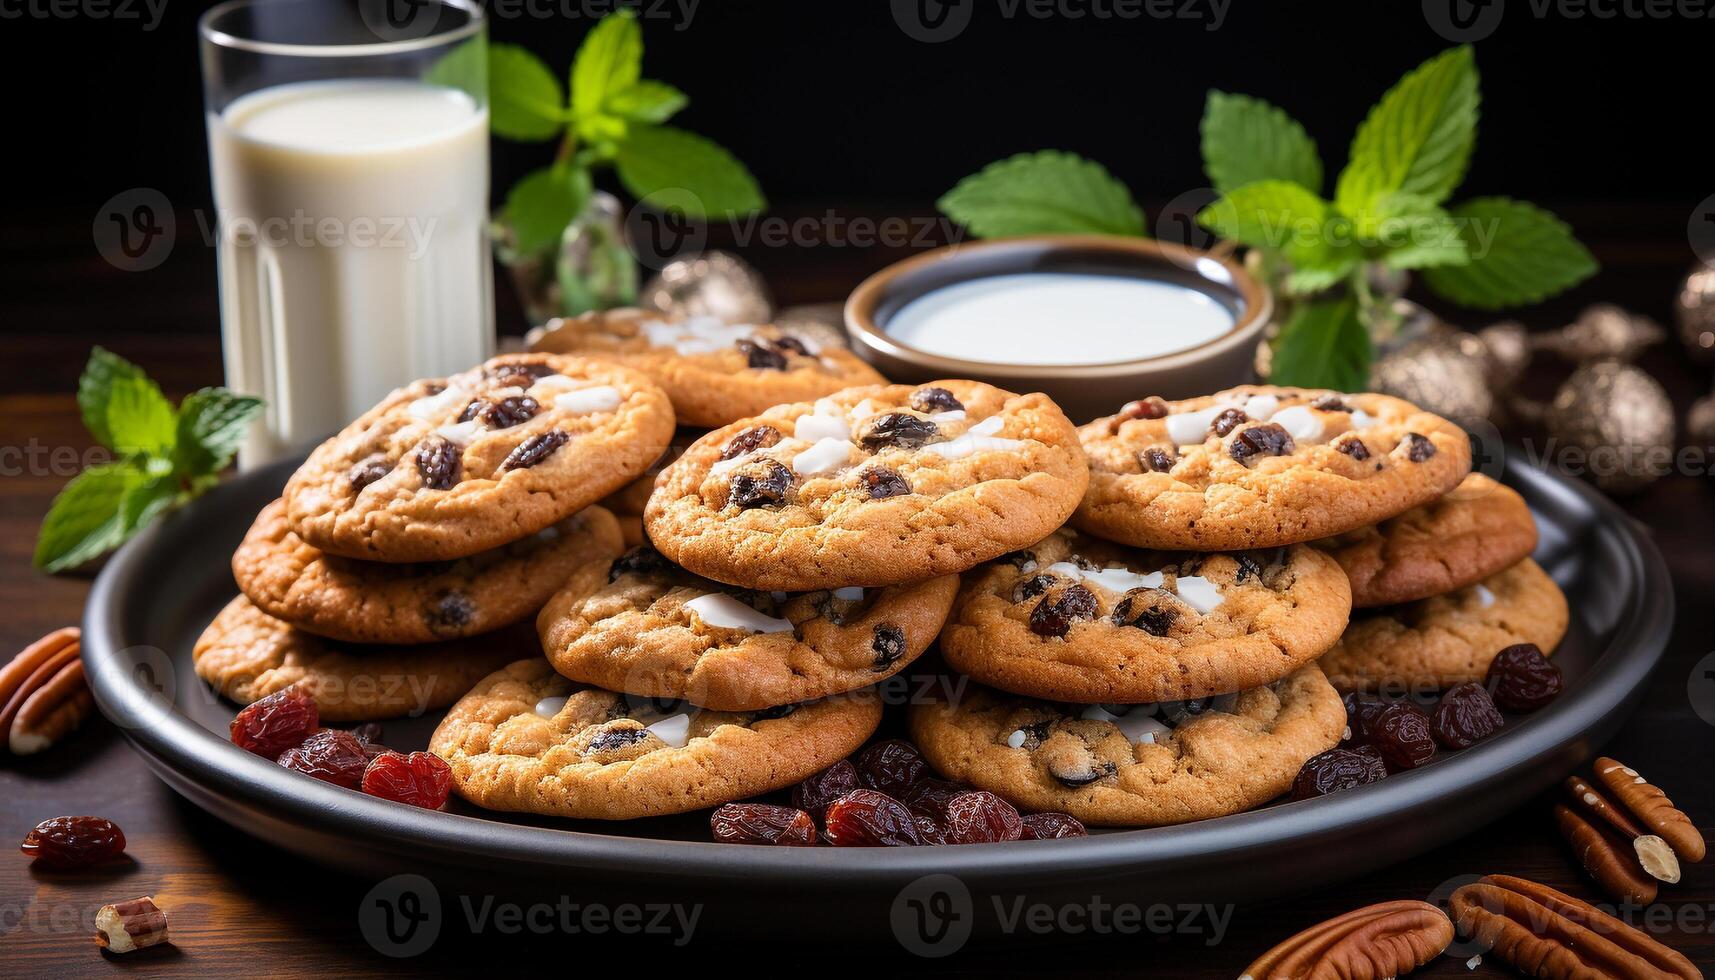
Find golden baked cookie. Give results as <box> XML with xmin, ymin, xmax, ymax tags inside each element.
<box><xmin>429</xmin><ymin>658</ymin><xmax>881</xmax><ymax>819</ymax></box>
<box><xmin>1075</xmin><ymin>386</ymin><xmax>1472</xmax><ymax>550</ymax></box>
<box><xmin>528</xmin><ymin>308</ymin><xmax>885</xmax><ymax>427</ymax></box>
<box><xmin>192</xmin><ymin>596</ymin><xmax>523</xmax><ymax>722</ymax></box>
<box><xmin>233</xmin><ymin>500</ymin><xmax>623</xmax><ymax>644</ymax></box>
<box><xmin>538</xmin><ymin>544</ymin><xmax>957</xmax><ymax>711</ymax></box>
<box><xmin>908</xmin><ymin>664</ymin><xmax>1345</xmax><ymax>827</ymax></box>
<box><xmin>645</xmin><ymin>380</ymin><xmax>1089</xmax><ymax>590</ymax></box>
<box><xmin>284</xmin><ymin>353</ymin><xmax>674</xmax><ymax>562</ymax></box>
<box><xmin>1319</xmin><ymin>558</ymin><xmax>1569</xmax><ymax>692</ymax></box>
<box><xmin>1317</xmin><ymin>473</ymin><xmax>1537</xmax><ymax>608</ymax></box>
<box><xmin>941</xmin><ymin>530</ymin><xmax>1351</xmax><ymax>703</ymax></box>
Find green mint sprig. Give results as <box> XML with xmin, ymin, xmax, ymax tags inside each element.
<box><xmin>34</xmin><ymin>348</ymin><xmax>262</xmax><ymax>573</ymax></box>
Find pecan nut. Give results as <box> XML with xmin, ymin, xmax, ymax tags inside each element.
<box><xmin>0</xmin><ymin>628</ymin><xmax>83</xmax><ymax>753</ymax></box>
<box><xmin>94</xmin><ymin>896</ymin><xmax>170</xmax><ymax>954</ymax></box>
<box><xmin>1554</xmin><ymin>803</ymin><xmax>1657</xmax><ymax>905</ymax></box>
<box><xmin>1240</xmin><ymin>900</ymin><xmax>1453</xmax><ymax>979</ymax></box>
<box><xmin>1593</xmin><ymin>757</ymin><xmax>1706</xmax><ymax>865</ymax></box>
<box><xmin>1565</xmin><ymin>774</ymin><xmax>1681</xmax><ymax>884</ymax></box>
<box><xmin>1449</xmin><ymin>874</ymin><xmax>1698</xmax><ymax>979</ymax></box>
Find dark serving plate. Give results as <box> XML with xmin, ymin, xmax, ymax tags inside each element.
<box><xmin>83</xmin><ymin>454</ymin><xmax>1671</xmax><ymax>941</ymax></box>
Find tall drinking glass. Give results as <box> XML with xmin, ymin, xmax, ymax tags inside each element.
<box><xmin>200</xmin><ymin>0</ymin><xmax>491</xmax><ymax>466</ymax></box>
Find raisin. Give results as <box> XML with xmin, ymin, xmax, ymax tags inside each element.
<box><xmin>1030</xmin><ymin>584</ymin><xmax>1098</xmax><ymax>638</ymax></box>
<box><xmin>1401</xmin><ymin>433</ymin><xmax>1437</xmax><ymax>462</ymax></box>
<box><xmin>720</xmin><ymin>425</ymin><xmax>783</xmax><ymax>461</ymax></box>
<box><xmin>277</xmin><ymin>729</ymin><xmax>371</xmax><ymax>789</ymax></box>
<box><xmin>347</xmin><ymin>453</ymin><xmax>393</xmax><ymax>492</ymax></box>
<box><xmin>1486</xmin><ymin>643</ymin><xmax>1563</xmax><ymax>712</ymax></box>
<box><xmin>792</xmin><ymin>759</ymin><xmax>862</xmax><ymax>819</ymax></box>
<box><xmin>1230</xmin><ymin>423</ymin><xmax>1296</xmax><ymax>464</ymax></box>
<box><xmin>728</xmin><ymin>458</ymin><xmax>794</xmax><ymax>509</ymax></box>
<box><xmin>710</xmin><ymin>803</ymin><xmax>817</xmax><ymax>845</ymax></box>
<box><xmin>942</xmin><ymin>791</ymin><xmax>1024</xmax><ymax>844</ymax></box>
<box><xmin>1138</xmin><ymin>447</ymin><xmax>1177</xmax><ymax>473</ymax></box>
<box><xmin>914</xmin><ymin>815</ymin><xmax>948</xmax><ymax>846</ymax></box>
<box><xmin>1013</xmin><ymin>574</ymin><xmax>1057</xmax><ymax>603</ymax></box>
<box><xmin>1431</xmin><ymin>682</ymin><xmax>1506</xmax><ymax>749</ymax></box>
<box><xmin>1120</xmin><ymin>397</ymin><xmax>1169</xmax><ymax>420</ymax></box>
<box><xmin>1312</xmin><ymin>394</ymin><xmax>1349</xmax><ymax>412</ymax></box>
<box><xmin>1289</xmin><ymin>747</ymin><xmax>1388</xmax><ymax>800</ymax></box>
<box><xmin>858</xmin><ymin>466</ymin><xmax>911</xmax><ymax>499</ymax></box>
<box><xmin>871</xmin><ymin>623</ymin><xmax>907</xmax><ymax>670</ymax></box>
<box><xmin>586</xmin><ymin>726</ymin><xmax>652</xmax><ymax>755</ymax></box>
<box><xmin>1019</xmin><ymin>812</ymin><xmax>1089</xmax><ymax>840</ymax></box>
<box><xmin>1003</xmin><ymin>550</ymin><xmax>1037</xmax><ymax>570</ymax></box>
<box><xmin>1336</xmin><ymin>437</ymin><xmax>1371</xmax><ymax>461</ymax></box>
<box><xmin>230</xmin><ymin>687</ymin><xmax>319</xmax><ymax>758</ymax></box>
<box><xmin>19</xmin><ymin>816</ymin><xmax>127</xmax><ymax>868</ymax></box>
<box><xmin>855</xmin><ymin>412</ymin><xmax>939</xmax><ymax>450</ymax></box>
<box><xmin>824</xmin><ymin>789</ymin><xmax>924</xmax><ymax>846</ymax></box>
<box><xmin>750</xmin><ymin>702</ymin><xmax>799</xmax><ymax>721</ymax></box>
<box><xmin>499</xmin><ymin>430</ymin><xmax>569</xmax><ymax>472</ymax></box>
<box><xmin>415</xmin><ymin>438</ymin><xmax>460</xmax><ymax>490</ymax></box>
<box><xmin>489</xmin><ymin>361</ymin><xmax>555</xmax><ymax>382</ymax></box>
<box><xmin>1368</xmin><ymin>701</ymin><xmax>1437</xmax><ymax>770</ymax></box>
<box><xmin>456</xmin><ymin>399</ymin><xmax>483</xmax><ymax>423</ymax></box>
<box><xmin>909</xmin><ymin>386</ymin><xmax>963</xmax><ymax>413</ymax></box>
<box><xmin>349</xmin><ymin>722</ymin><xmax>384</xmax><ymax>745</ymax></box>
<box><xmin>1047</xmin><ymin>756</ymin><xmax>1117</xmax><ymax>788</ymax></box>
<box><xmin>772</xmin><ymin>335</ymin><xmax>810</xmax><ymax>356</ymax></box>
<box><xmin>481</xmin><ymin>395</ymin><xmax>540</xmax><ymax>429</ymax></box>
<box><xmin>902</xmin><ymin>778</ymin><xmax>966</xmax><ymax>819</ymax></box>
<box><xmin>608</xmin><ymin>545</ymin><xmax>669</xmax><ymax>582</ymax></box>
<box><xmin>856</xmin><ymin>739</ymin><xmax>929</xmax><ymax>796</ymax></box>
<box><xmin>737</xmin><ymin>338</ymin><xmax>787</xmax><ymax>370</ymax></box>
<box><xmin>1211</xmin><ymin>408</ymin><xmax>1249</xmax><ymax>436</ymax></box>
<box><xmin>1342</xmin><ymin>691</ymin><xmax>1389</xmax><ymax>742</ymax></box>
<box><xmin>1112</xmin><ymin>588</ymin><xmax>1176</xmax><ymax>636</ymax></box>
<box><xmin>361</xmin><ymin>751</ymin><xmax>452</xmax><ymax>809</ymax></box>
<box><xmin>424</xmin><ymin>591</ymin><xmax>475</xmax><ymax>635</ymax></box>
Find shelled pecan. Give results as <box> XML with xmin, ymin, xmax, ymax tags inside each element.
<box><xmin>1592</xmin><ymin>758</ymin><xmax>1706</xmax><ymax>865</ymax></box>
<box><xmin>94</xmin><ymin>897</ymin><xmax>170</xmax><ymax>954</ymax></box>
<box><xmin>1240</xmin><ymin>900</ymin><xmax>1453</xmax><ymax>979</ymax></box>
<box><xmin>1555</xmin><ymin>803</ymin><xmax>1658</xmax><ymax>905</ymax></box>
<box><xmin>1449</xmin><ymin>874</ymin><xmax>1698</xmax><ymax>979</ymax></box>
<box><xmin>1565</xmin><ymin>774</ymin><xmax>1681</xmax><ymax>883</ymax></box>
<box><xmin>0</xmin><ymin>628</ymin><xmax>88</xmax><ymax>753</ymax></box>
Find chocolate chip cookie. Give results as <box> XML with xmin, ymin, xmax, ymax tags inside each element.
<box><xmin>233</xmin><ymin>500</ymin><xmax>624</xmax><ymax>644</ymax></box>
<box><xmin>538</xmin><ymin>545</ymin><xmax>957</xmax><ymax>711</ymax></box>
<box><xmin>429</xmin><ymin>658</ymin><xmax>882</xmax><ymax>819</ymax></box>
<box><xmin>1075</xmin><ymin>387</ymin><xmax>1472</xmax><ymax>550</ymax></box>
<box><xmin>193</xmin><ymin>596</ymin><xmax>524</xmax><ymax>722</ymax></box>
<box><xmin>1319</xmin><ymin>558</ymin><xmax>1569</xmax><ymax>692</ymax></box>
<box><xmin>284</xmin><ymin>353</ymin><xmax>674</xmax><ymax>562</ymax></box>
<box><xmin>528</xmin><ymin>308</ymin><xmax>886</xmax><ymax>427</ymax></box>
<box><xmin>1317</xmin><ymin>473</ymin><xmax>1538</xmax><ymax>608</ymax></box>
<box><xmin>941</xmin><ymin>530</ymin><xmax>1351</xmax><ymax>703</ymax></box>
<box><xmin>644</xmin><ymin>380</ymin><xmax>1089</xmax><ymax>590</ymax></box>
<box><xmin>908</xmin><ymin>664</ymin><xmax>1345</xmax><ymax>826</ymax></box>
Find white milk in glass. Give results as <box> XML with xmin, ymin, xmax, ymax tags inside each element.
<box><xmin>208</xmin><ymin>79</ymin><xmax>492</xmax><ymax>465</ymax></box>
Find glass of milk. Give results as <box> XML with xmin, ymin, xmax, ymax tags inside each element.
<box><xmin>200</xmin><ymin>0</ymin><xmax>491</xmax><ymax>466</ymax></box>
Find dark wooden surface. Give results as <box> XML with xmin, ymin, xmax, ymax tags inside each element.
<box><xmin>2</xmin><ymin>207</ymin><xmax>1713</xmax><ymax>976</ymax></box>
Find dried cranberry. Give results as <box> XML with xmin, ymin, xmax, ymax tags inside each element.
<box><xmin>20</xmin><ymin>816</ymin><xmax>127</xmax><ymax>868</ymax></box>
<box><xmin>1290</xmin><ymin>747</ymin><xmax>1388</xmax><ymax>800</ymax></box>
<box><xmin>424</xmin><ymin>591</ymin><xmax>475</xmax><ymax>634</ymax></box>
<box><xmin>858</xmin><ymin>466</ymin><xmax>911</xmax><ymax>499</ymax></box>
<box><xmin>855</xmin><ymin>413</ymin><xmax>939</xmax><ymax>450</ymax></box>
<box><xmin>1112</xmin><ymin>588</ymin><xmax>1176</xmax><ymax>636</ymax></box>
<box><xmin>1368</xmin><ymin>702</ymin><xmax>1437</xmax><ymax>770</ymax></box>
<box><xmin>1486</xmin><ymin>643</ymin><xmax>1563</xmax><ymax>712</ymax></box>
<box><xmin>871</xmin><ymin>623</ymin><xmax>907</xmax><ymax>670</ymax></box>
<box><xmin>727</xmin><ymin>458</ymin><xmax>794</xmax><ymax>509</ymax></box>
<box><xmin>856</xmin><ymin>739</ymin><xmax>929</xmax><ymax>796</ymax></box>
<box><xmin>711</xmin><ymin>803</ymin><xmax>817</xmax><ymax>845</ymax></box>
<box><xmin>1120</xmin><ymin>397</ymin><xmax>1170</xmax><ymax>420</ymax></box>
<box><xmin>1312</xmin><ymin>394</ymin><xmax>1349</xmax><ymax>412</ymax></box>
<box><xmin>1431</xmin><ymin>682</ymin><xmax>1506</xmax><ymax>749</ymax></box>
<box><xmin>480</xmin><ymin>395</ymin><xmax>540</xmax><ymax>429</ymax></box>
<box><xmin>909</xmin><ymin>386</ymin><xmax>964</xmax><ymax>413</ymax></box>
<box><xmin>1230</xmin><ymin>423</ymin><xmax>1296</xmax><ymax>464</ymax></box>
<box><xmin>277</xmin><ymin>729</ymin><xmax>370</xmax><ymax>789</ymax></box>
<box><xmin>415</xmin><ymin>438</ymin><xmax>461</xmax><ymax>490</ymax></box>
<box><xmin>230</xmin><ymin>687</ymin><xmax>320</xmax><ymax>758</ymax></box>
<box><xmin>361</xmin><ymin>750</ymin><xmax>453</xmax><ymax>809</ymax></box>
<box><xmin>792</xmin><ymin>759</ymin><xmax>862</xmax><ymax>818</ymax></box>
<box><xmin>347</xmin><ymin>453</ymin><xmax>393</xmax><ymax>491</ymax></box>
<box><xmin>1401</xmin><ymin>433</ymin><xmax>1436</xmax><ymax>462</ymax></box>
<box><xmin>499</xmin><ymin>429</ymin><xmax>570</xmax><ymax>472</ymax></box>
<box><xmin>1138</xmin><ymin>447</ymin><xmax>1177</xmax><ymax>473</ymax></box>
<box><xmin>737</xmin><ymin>338</ymin><xmax>787</xmax><ymax>370</ymax></box>
<box><xmin>942</xmin><ymin>791</ymin><xmax>1024</xmax><ymax>844</ymax></box>
<box><xmin>608</xmin><ymin>545</ymin><xmax>669</xmax><ymax>582</ymax></box>
<box><xmin>720</xmin><ymin>425</ymin><xmax>783</xmax><ymax>460</ymax></box>
<box><xmin>1019</xmin><ymin>812</ymin><xmax>1089</xmax><ymax>840</ymax></box>
<box><xmin>1211</xmin><ymin>408</ymin><xmax>1249</xmax><ymax>436</ymax></box>
<box><xmin>1336</xmin><ymin>437</ymin><xmax>1371</xmax><ymax>461</ymax></box>
<box><xmin>1029</xmin><ymin>584</ymin><xmax>1098</xmax><ymax>638</ymax></box>
<box><xmin>824</xmin><ymin>790</ymin><xmax>923</xmax><ymax>846</ymax></box>
<box><xmin>902</xmin><ymin>778</ymin><xmax>965</xmax><ymax>819</ymax></box>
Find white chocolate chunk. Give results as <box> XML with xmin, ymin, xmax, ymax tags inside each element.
<box><xmin>642</xmin><ymin>315</ymin><xmax>758</xmax><ymax>356</ymax></box>
<box><xmin>1270</xmin><ymin>404</ymin><xmax>1323</xmax><ymax>442</ymax></box>
<box><xmin>684</xmin><ymin>594</ymin><xmax>794</xmax><ymax>633</ymax></box>
<box><xmin>645</xmin><ymin>713</ymin><xmax>691</xmax><ymax>748</ymax></box>
<box><xmin>1350</xmin><ymin>409</ymin><xmax>1381</xmax><ymax>430</ymax></box>
<box><xmin>1165</xmin><ymin>405</ymin><xmax>1228</xmax><ymax>445</ymax></box>
<box><xmin>1243</xmin><ymin>394</ymin><xmax>1280</xmax><ymax>420</ymax></box>
<box><xmin>434</xmin><ymin>419</ymin><xmax>483</xmax><ymax>446</ymax></box>
<box><xmin>1045</xmin><ymin>561</ymin><xmax>1165</xmax><ymax>594</ymax></box>
<box><xmin>929</xmin><ymin>410</ymin><xmax>967</xmax><ymax>423</ymax></box>
<box><xmin>1080</xmin><ymin>704</ymin><xmax>1173</xmax><ymax>745</ymax></box>
<box><xmin>528</xmin><ymin>373</ymin><xmax>581</xmax><ymax>395</ymax></box>
<box><xmin>792</xmin><ymin>437</ymin><xmax>852</xmax><ymax>476</ymax></box>
<box><xmin>554</xmin><ymin>386</ymin><xmax>622</xmax><ymax>415</ymax></box>
<box><xmin>1474</xmin><ymin>584</ymin><xmax>1496</xmax><ymax>608</ymax></box>
<box><xmin>832</xmin><ymin>586</ymin><xmax>865</xmax><ymax>601</ymax></box>
<box><xmin>408</xmin><ymin>386</ymin><xmax>465</xmax><ymax>420</ymax></box>
<box><xmin>1174</xmin><ymin>575</ymin><xmax>1223</xmax><ymax>613</ymax></box>
<box><xmin>1006</xmin><ymin>729</ymin><xmax>1028</xmax><ymax>749</ymax></box>
<box><xmin>534</xmin><ymin>696</ymin><xmax>567</xmax><ymax>719</ymax></box>
<box><xmin>794</xmin><ymin>411</ymin><xmax>850</xmax><ymax>442</ymax></box>
<box><xmin>968</xmin><ymin>415</ymin><xmax>1005</xmax><ymax>437</ymax></box>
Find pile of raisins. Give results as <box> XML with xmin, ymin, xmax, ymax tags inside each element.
<box><xmin>710</xmin><ymin>738</ymin><xmax>1088</xmax><ymax>846</ymax></box>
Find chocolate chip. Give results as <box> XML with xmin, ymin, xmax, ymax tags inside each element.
<box><xmin>1120</xmin><ymin>397</ymin><xmax>1170</xmax><ymax>420</ymax></box>
<box><xmin>499</xmin><ymin>430</ymin><xmax>570</xmax><ymax>472</ymax></box>
<box><xmin>858</xmin><ymin>466</ymin><xmax>911</xmax><ymax>499</ymax></box>
<box><xmin>1312</xmin><ymin>394</ymin><xmax>1349</xmax><ymax>412</ymax></box>
<box><xmin>609</xmin><ymin>545</ymin><xmax>669</xmax><ymax>582</ymax></box>
<box><xmin>737</xmin><ymin>338</ymin><xmax>787</xmax><ymax>370</ymax></box>
<box><xmin>1402</xmin><ymin>433</ymin><xmax>1436</xmax><ymax>462</ymax></box>
<box><xmin>425</xmin><ymin>591</ymin><xmax>475</xmax><ymax>634</ymax></box>
<box><xmin>1029</xmin><ymin>584</ymin><xmax>1098</xmax><ymax>638</ymax></box>
<box><xmin>909</xmin><ymin>386</ymin><xmax>963</xmax><ymax>413</ymax></box>
<box><xmin>1229</xmin><ymin>423</ymin><xmax>1295</xmax><ymax>465</ymax></box>
<box><xmin>871</xmin><ymin>623</ymin><xmax>907</xmax><ymax>670</ymax></box>
<box><xmin>1048</xmin><ymin>756</ymin><xmax>1117</xmax><ymax>788</ymax></box>
<box><xmin>1211</xmin><ymin>408</ymin><xmax>1249</xmax><ymax>436</ymax></box>
<box><xmin>855</xmin><ymin>413</ymin><xmax>939</xmax><ymax>450</ymax></box>
<box><xmin>415</xmin><ymin>439</ymin><xmax>460</xmax><ymax>490</ymax></box>
<box><xmin>1138</xmin><ymin>447</ymin><xmax>1177</xmax><ymax>473</ymax></box>
<box><xmin>347</xmin><ymin>453</ymin><xmax>393</xmax><ymax>492</ymax></box>
<box><xmin>1013</xmin><ymin>574</ymin><xmax>1057</xmax><ymax>603</ymax></box>
<box><xmin>481</xmin><ymin>395</ymin><xmax>540</xmax><ymax>429</ymax></box>
<box><xmin>1233</xmin><ymin>553</ymin><xmax>1263</xmax><ymax>582</ymax></box>
<box><xmin>1112</xmin><ymin>588</ymin><xmax>1177</xmax><ymax>636</ymax></box>
<box><xmin>1336</xmin><ymin>436</ymin><xmax>1371</xmax><ymax>461</ymax></box>
<box><xmin>728</xmin><ymin>458</ymin><xmax>794</xmax><ymax>509</ymax></box>
<box><xmin>772</xmin><ymin>335</ymin><xmax>810</xmax><ymax>355</ymax></box>
<box><xmin>720</xmin><ymin>425</ymin><xmax>783</xmax><ymax>461</ymax></box>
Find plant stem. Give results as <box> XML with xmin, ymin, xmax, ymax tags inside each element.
<box><xmin>554</xmin><ymin>129</ymin><xmax>579</xmax><ymax>167</ymax></box>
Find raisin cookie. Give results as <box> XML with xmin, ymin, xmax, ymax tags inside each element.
<box><xmin>1317</xmin><ymin>473</ymin><xmax>1538</xmax><ymax>608</ymax></box>
<box><xmin>909</xmin><ymin>664</ymin><xmax>1345</xmax><ymax>826</ymax></box>
<box><xmin>941</xmin><ymin>531</ymin><xmax>1351</xmax><ymax>703</ymax></box>
<box><xmin>233</xmin><ymin>500</ymin><xmax>623</xmax><ymax>644</ymax></box>
<box><xmin>528</xmin><ymin>308</ymin><xmax>886</xmax><ymax>427</ymax></box>
<box><xmin>429</xmin><ymin>658</ymin><xmax>881</xmax><ymax>819</ymax></box>
<box><xmin>193</xmin><ymin>596</ymin><xmax>524</xmax><ymax>722</ymax></box>
<box><xmin>644</xmin><ymin>381</ymin><xmax>1089</xmax><ymax>590</ymax></box>
<box><xmin>284</xmin><ymin>353</ymin><xmax>674</xmax><ymax>563</ymax></box>
<box><xmin>1075</xmin><ymin>387</ymin><xmax>1472</xmax><ymax>550</ymax></box>
<box><xmin>599</xmin><ymin>428</ymin><xmax>701</xmax><ymax>547</ymax></box>
<box><xmin>538</xmin><ymin>545</ymin><xmax>958</xmax><ymax>711</ymax></box>
<box><xmin>1319</xmin><ymin>558</ymin><xmax>1569</xmax><ymax>692</ymax></box>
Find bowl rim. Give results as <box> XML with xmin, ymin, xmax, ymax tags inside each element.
<box><xmin>842</xmin><ymin>234</ymin><xmax>1273</xmax><ymax>379</ymax></box>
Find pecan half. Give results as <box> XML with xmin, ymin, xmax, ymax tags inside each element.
<box><xmin>1593</xmin><ymin>757</ymin><xmax>1706</xmax><ymax>865</ymax></box>
<box><xmin>94</xmin><ymin>896</ymin><xmax>170</xmax><ymax>954</ymax></box>
<box><xmin>1240</xmin><ymin>900</ymin><xmax>1452</xmax><ymax>980</ymax></box>
<box><xmin>1554</xmin><ymin>803</ymin><xmax>1657</xmax><ymax>905</ymax></box>
<box><xmin>1565</xmin><ymin>774</ymin><xmax>1681</xmax><ymax>884</ymax></box>
<box><xmin>1449</xmin><ymin>874</ymin><xmax>1699</xmax><ymax>979</ymax></box>
<box><xmin>0</xmin><ymin>628</ymin><xmax>83</xmax><ymax>754</ymax></box>
<box><xmin>9</xmin><ymin>658</ymin><xmax>92</xmax><ymax>755</ymax></box>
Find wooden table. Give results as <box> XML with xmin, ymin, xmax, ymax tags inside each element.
<box><xmin>3</xmin><ymin>208</ymin><xmax>1712</xmax><ymax>975</ymax></box>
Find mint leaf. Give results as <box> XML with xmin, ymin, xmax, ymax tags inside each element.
<box><xmin>33</xmin><ymin>462</ymin><xmax>146</xmax><ymax>572</ymax></box>
<box><xmin>937</xmin><ymin>151</ymin><xmax>1144</xmax><ymax>238</ymax></box>
<box><xmin>1285</xmin><ymin>256</ymin><xmax>1359</xmax><ymax>296</ymax></box>
<box><xmin>506</xmin><ymin>165</ymin><xmax>593</xmax><ymax>254</ymax></box>
<box><xmin>119</xmin><ymin>474</ymin><xmax>183</xmax><ymax>535</ymax></box>
<box><xmin>606</xmin><ymin>80</ymin><xmax>687</xmax><ymax>123</ymax></box>
<box><xmin>1269</xmin><ymin>296</ymin><xmax>1371</xmax><ymax>391</ymax></box>
<box><xmin>1197</xmin><ymin>181</ymin><xmax>1356</xmax><ymax>272</ymax></box>
<box><xmin>570</xmin><ymin>10</ymin><xmax>642</xmax><ymax>121</ymax></box>
<box><xmin>426</xmin><ymin>37</ymin><xmax>486</xmax><ymax>101</ymax></box>
<box><xmin>1423</xmin><ymin>197</ymin><xmax>1597</xmax><ymax>308</ymax></box>
<box><xmin>489</xmin><ymin>44</ymin><xmax>566</xmax><ymax>141</ymax></box>
<box><xmin>614</xmin><ymin>125</ymin><xmax>765</xmax><ymax>217</ymax></box>
<box><xmin>1201</xmin><ymin>91</ymin><xmax>1322</xmax><ymax>195</ymax></box>
<box><xmin>1335</xmin><ymin>46</ymin><xmax>1479</xmax><ymax>217</ymax></box>
<box><xmin>103</xmin><ymin>374</ymin><xmax>177</xmax><ymax>456</ymax></box>
<box><xmin>173</xmin><ymin>387</ymin><xmax>264</xmax><ymax>475</ymax></box>
<box><xmin>77</xmin><ymin>346</ymin><xmax>145</xmax><ymax>449</ymax></box>
<box><xmin>1363</xmin><ymin>192</ymin><xmax>1469</xmax><ymax>269</ymax></box>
